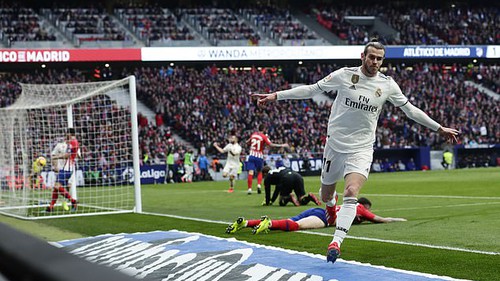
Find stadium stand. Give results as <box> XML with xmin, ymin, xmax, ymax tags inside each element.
<box><xmin>0</xmin><ymin>62</ymin><xmax>498</xmax><ymax>164</ymax></box>
<box><xmin>0</xmin><ymin>1</ymin><xmax>498</xmax><ymax>176</ymax></box>
<box><xmin>41</xmin><ymin>7</ymin><xmax>137</xmax><ymax>48</ymax></box>
<box><xmin>180</xmin><ymin>7</ymin><xmax>262</xmax><ymax>46</ymax></box>
<box><xmin>310</xmin><ymin>3</ymin><xmax>500</xmax><ymax>45</ymax></box>
<box><xmin>1</xmin><ymin>2</ymin><xmax>498</xmax><ymax>46</ymax></box>
<box><xmin>240</xmin><ymin>5</ymin><xmax>326</xmax><ymax>46</ymax></box>
<box><xmin>128</xmin><ymin>63</ymin><xmax>499</xmax><ymax>157</ymax></box>
<box><xmin>115</xmin><ymin>6</ymin><xmax>201</xmax><ymax>47</ymax></box>
<box><xmin>0</xmin><ymin>5</ymin><xmax>67</xmax><ymax>48</ymax></box>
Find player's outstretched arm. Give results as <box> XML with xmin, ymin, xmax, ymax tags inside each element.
<box><xmin>437</xmin><ymin>126</ymin><xmax>460</xmax><ymax>144</ymax></box>
<box><xmin>252</xmin><ymin>93</ymin><xmax>277</xmax><ymax>107</ymax></box>
<box><xmin>399</xmin><ymin>102</ymin><xmax>460</xmax><ymax>143</ymax></box>
<box><xmin>372</xmin><ymin>215</ymin><xmax>407</xmax><ymax>223</ymax></box>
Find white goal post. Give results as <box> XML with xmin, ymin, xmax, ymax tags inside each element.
<box><xmin>0</xmin><ymin>76</ymin><xmax>141</xmax><ymax>219</ymax></box>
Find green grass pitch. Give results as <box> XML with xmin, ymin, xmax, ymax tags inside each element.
<box><xmin>1</xmin><ymin>167</ymin><xmax>499</xmax><ymax>280</ymax></box>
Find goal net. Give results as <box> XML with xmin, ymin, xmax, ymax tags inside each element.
<box><xmin>0</xmin><ymin>76</ymin><xmax>141</xmax><ymax>219</ymax></box>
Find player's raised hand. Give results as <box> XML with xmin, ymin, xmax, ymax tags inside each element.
<box><xmin>438</xmin><ymin>126</ymin><xmax>460</xmax><ymax>144</ymax></box>
<box><xmin>252</xmin><ymin>92</ymin><xmax>277</xmax><ymax>107</ymax></box>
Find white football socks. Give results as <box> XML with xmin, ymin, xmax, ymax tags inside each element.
<box><xmin>326</xmin><ymin>191</ymin><xmax>337</xmax><ymax>207</ymax></box>
<box><xmin>332</xmin><ymin>197</ymin><xmax>357</xmax><ymax>246</ymax></box>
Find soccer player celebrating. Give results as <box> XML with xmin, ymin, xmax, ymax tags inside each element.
<box><xmin>226</xmin><ymin>196</ymin><xmax>406</xmax><ymax>234</ymax></box>
<box><xmin>246</xmin><ymin>124</ymin><xmax>289</xmax><ymax>194</ymax></box>
<box><xmin>47</xmin><ymin>129</ymin><xmax>79</xmax><ymax>212</ymax></box>
<box><xmin>213</xmin><ymin>135</ymin><xmax>242</xmax><ymax>193</ymax></box>
<box><xmin>253</xmin><ymin>39</ymin><xmax>459</xmax><ymax>264</ymax></box>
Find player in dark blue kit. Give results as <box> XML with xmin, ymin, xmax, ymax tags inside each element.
<box><xmin>261</xmin><ymin>165</ymin><xmax>321</xmax><ymax>207</ymax></box>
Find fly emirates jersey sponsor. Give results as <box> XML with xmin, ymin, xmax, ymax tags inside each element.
<box><xmin>248</xmin><ymin>132</ymin><xmax>271</xmax><ymax>159</ymax></box>
<box><xmin>278</xmin><ymin>67</ymin><xmax>408</xmax><ymax>153</ymax></box>
<box><xmin>321</xmin><ymin>67</ymin><xmax>408</xmax><ymax>152</ymax></box>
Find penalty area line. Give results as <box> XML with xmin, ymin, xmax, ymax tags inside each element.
<box><xmin>141</xmin><ymin>211</ymin><xmax>499</xmax><ymax>256</ymax></box>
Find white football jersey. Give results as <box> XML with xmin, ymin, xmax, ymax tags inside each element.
<box><xmin>223</xmin><ymin>143</ymin><xmax>242</xmax><ymax>167</ymax></box>
<box><xmin>278</xmin><ymin>66</ymin><xmax>408</xmax><ymax>153</ymax></box>
<box><xmin>51</xmin><ymin>142</ymin><xmax>67</xmax><ymax>171</ymax></box>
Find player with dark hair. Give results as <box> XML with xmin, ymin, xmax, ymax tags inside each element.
<box><xmin>213</xmin><ymin>135</ymin><xmax>242</xmax><ymax>193</ymax></box>
<box><xmin>47</xmin><ymin>129</ymin><xmax>79</xmax><ymax>212</ymax></box>
<box><xmin>254</xmin><ymin>39</ymin><xmax>459</xmax><ymax>263</ymax></box>
<box><xmin>246</xmin><ymin>124</ymin><xmax>288</xmax><ymax>194</ymax></box>
<box><xmin>226</xmin><ymin>196</ymin><xmax>406</xmax><ymax>234</ymax></box>
<box><xmin>261</xmin><ymin>165</ymin><xmax>321</xmax><ymax>207</ymax></box>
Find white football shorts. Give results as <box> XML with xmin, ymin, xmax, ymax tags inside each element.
<box><xmin>222</xmin><ymin>163</ymin><xmax>239</xmax><ymax>177</ymax></box>
<box><xmin>320</xmin><ymin>145</ymin><xmax>373</xmax><ymax>185</ymax></box>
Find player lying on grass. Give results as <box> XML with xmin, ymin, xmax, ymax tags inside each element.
<box><xmin>226</xmin><ymin>196</ymin><xmax>406</xmax><ymax>234</ymax></box>
<box><xmin>261</xmin><ymin>165</ymin><xmax>321</xmax><ymax>207</ymax></box>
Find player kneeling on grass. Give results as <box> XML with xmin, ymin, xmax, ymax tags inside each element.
<box><xmin>226</xmin><ymin>196</ymin><xmax>406</xmax><ymax>234</ymax></box>
<box><xmin>261</xmin><ymin>165</ymin><xmax>321</xmax><ymax>207</ymax></box>
<box><xmin>29</xmin><ymin>156</ymin><xmax>46</xmax><ymax>189</ymax></box>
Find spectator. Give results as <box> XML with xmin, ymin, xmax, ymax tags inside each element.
<box><xmin>406</xmin><ymin>158</ymin><xmax>416</xmax><ymax>171</ymax></box>
<box><xmin>198</xmin><ymin>153</ymin><xmax>209</xmax><ymax>181</ymax></box>
<box><xmin>396</xmin><ymin>160</ymin><xmax>406</xmax><ymax>171</ymax></box>
<box><xmin>371</xmin><ymin>159</ymin><xmax>382</xmax><ymax>172</ymax></box>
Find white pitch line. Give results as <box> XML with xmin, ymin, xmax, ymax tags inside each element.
<box><xmin>141</xmin><ymin>211</ymin><xmax>500</xmax><ymax>256</ymax></box>
<box><xmin>374</xmin><ymin>201</ymin><xmax>500</xmax><ymax>212</ymax></box>
<box><xmin>361</xmin><ymin>194</ymin><xmax>500</xmax><ymax>200</ymax></box>
<box><xmin>298</xmin><ymin>231</ymin><xmax>499</xmax><ymax>255</ymax></box>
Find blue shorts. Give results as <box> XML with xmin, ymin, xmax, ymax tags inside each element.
<box><xmin>290</xmin><ymin>208</ymin><xmax>328</xmax><ymax>227</ymax></box>
<box><xmin>57</xmin><ymin>170</ymin><xmax>72</xmax><ymax>186</ymax></box>
<box><xmin>246</xmin><ymin>155</ymin><xmax>264</xmax><ymax>173</ymax></box>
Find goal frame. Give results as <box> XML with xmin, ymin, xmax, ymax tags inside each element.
<box><xmin>0</xmin><ymin>75</ymin><xmax>142</xmax><ymax>219</ymax></box>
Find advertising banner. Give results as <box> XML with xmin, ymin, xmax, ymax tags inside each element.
<box><xmin>385</xmin><ymin>46</ymin><xmax>489</xmax><ymax>59</ymax></box>
<box><xmin>0</xmin><ymin>49</ymin><xmax>141</xmax><ymax>63</ymax></box>
<box><xmin>1</xmin><ymin>45</ymin><xmax>498</xmax><ymax>63</ymax></box>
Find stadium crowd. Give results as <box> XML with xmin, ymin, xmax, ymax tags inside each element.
<box><xmin>1</xmin><ymin>2</ymin><xmax>498</xmax><ymax>46</ymax></box>
<box><xmin>47</xmin><ymin>7</ymin><xmax>129</xmax><ymax>43</ymax></box>
<box><xmin>312</xmin><ymin>3</ymin><xmax>499</xmax><ymax>45</ymax></box>
<box><xmin>1</xmin><ymin>62</ymin><xmax>498</xmax><ymax>177</ymax></box>
<box><xmin>0</xmin><ymin>6</ymin><xmax>56</xmax><ymax>44</ymax></box>
<box><xmin>241</xmin><ymin>5</ymin><xmax>318</xmax><ymax>43</ymax></box>
<box><xmin>116</xmin><ymin>7</ymin><xmax>195</xmax><ymax>42</ymax></box>
<box><xmin>183</xmin><ymin>8</ymin><xmax>259</xmax><ymax>42</ymax></box>
<box><xmin>295</xmin><ymin>62</ymin><xmax>499</xmax><ymax>148</ymax></box>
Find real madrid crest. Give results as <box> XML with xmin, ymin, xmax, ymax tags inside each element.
<box><xmin>351</xmin><ymin>74</ymin><xmax>359</xmax><ymax>84</ymax></box>
<box><xmin>375</xmin><ymin>88</ymin><xmax>382</xmax><ymax>97</ymax></box>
